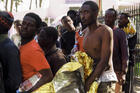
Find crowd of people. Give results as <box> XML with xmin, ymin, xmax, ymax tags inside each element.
<box><xmin>0</xmin><ymin>1</ymin><xmax>137</xmax><ymax>93</ymax></box>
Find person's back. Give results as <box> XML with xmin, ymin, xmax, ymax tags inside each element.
<box><xmin>0</xmin><ymin>11</ymin><xmax>22</xmax><ymax>93</ymax></box>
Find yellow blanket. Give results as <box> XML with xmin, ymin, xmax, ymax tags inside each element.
<box><xmin>71</xmin><ymin>51</ymin><xmax>99</xmax><ymax>93</ymax></box>
<box><xmin>33</xmin><ymin>51</ymin><xmax>99</xmax><ymax>93</ymax></box>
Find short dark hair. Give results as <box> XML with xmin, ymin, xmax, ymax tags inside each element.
<box><xmin>120</xmin><ymin>12</ymin><xmax>131</xmax><ymax>18</ymax></box>
<box><xmin>106</xmin><ymin>8</ymin><xmax>117</xmax><ymax>18</ymax></box>
<box><xmin>61</xmin><ymin>16</ymin><xmax>67</xmax><ymax>22</ymax></box>
<box><xmin>41</xmin><ymin>21</ymin><xmax>48</xmax><ymax>27</ymax></box>
<box><xmin>25</xmin><ymin>12</ymin><xmax>42</xmax><ymax>28</ymax></box>
<box><xmin>83</xmin><ymin>1</ymin><xmax>99</xmax><ymax>12</ymax></box>
<box><xmin>41</xmin><ymin>27</ymin><xmax>58</xmax><ymax>46</ymax></box>
<box><xmin>67</xmin><ymin>10</ymin><xmax>77</xmax><ymax>16</ymax></box>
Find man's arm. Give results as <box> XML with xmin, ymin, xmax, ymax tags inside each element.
<box><xmin>120</xmin><ymin>30</ymin><xmax>129</xmax><ymax>74</ymax></box>
<box><xmin>85</xmin><ymin>27</ymin><xmax>113</xmax><ymax>91</ymax></box>
<box><xmin>29</xmin><ymin>69</ymin><xmax>53</xmax><ymax>92</ymax></box>
<box><xmin>27</xmin><ymin>50</ymin><xmax>53</xmax><ymax>92</ymax></box>
<box><xmin>5</xmin><ymin>45</ymin><xmax>22</xmax><ymax>92</ymax></box>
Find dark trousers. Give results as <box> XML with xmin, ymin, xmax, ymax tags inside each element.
<box><xmin>123</xmin><ymin>62</ymin><xmax>134</xmax><ymax>93</ymax></box>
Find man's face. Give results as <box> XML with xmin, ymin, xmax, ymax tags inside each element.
<box><xmin>105</xmin><ymin>10</ymin><xmax>116</xmax><ymax>27</ymax></box>
<box><xmin>68</xmin><ymin>13</ymin><xmax>76</xmax><ymax>23</ymax></box>
<box><xmin>61</xmin><ymin>16</ymin><xmax>75</xmax><ymax>31</ymax></box>
<box><xmin>79</xmin><ymin>4</ymin><xmax>96</xmax><ymax>26</ymax></box>
<box><xmin>20</xmin><ymin>16</ymin><xmax>37</xmax><ymax>39</ymax></box>
<box><xmin>38</xmin><ymin>29</ymin><xmax>47</xmax><ymax>49</ymax></box>
<box><xmin>118</xmin><ymin>15</ymin><xmax>128</xmax><ymax>28</ymax></box>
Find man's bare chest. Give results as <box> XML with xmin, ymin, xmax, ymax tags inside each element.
<box><xmin>83</xmin><ymin>32</ymin><xmax>101</xmax><ymax>53</ymax></box>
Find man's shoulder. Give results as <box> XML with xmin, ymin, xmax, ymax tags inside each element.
<box><xmin>20</xmin><ymin>40</ymin><xmax>42</xmax><ymax>54</ymax></box>
<box><xmin>114</xmin><ymin>28</ymin><xmax>126</xmax><ymax>35</ymax></box>
<box><xmin>98</xmin><ymin>24</ymin><xmax>113</xmax><ymax>34</ymax></box>
<box><xmin>0</xmin><ymin>38</ymin><xmax>18</xmax><ymax>50</ymax></box>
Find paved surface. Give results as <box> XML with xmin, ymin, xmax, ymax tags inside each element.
<box><xmin>133</xmin><ymin>77</ymin><xmax>140</xmax><ymax>93</ymax></box>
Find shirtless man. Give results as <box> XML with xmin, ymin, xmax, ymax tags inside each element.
<box><xmin>79</xmin><ymin>1</ymin><xmax>117</xmax><ymax>93</ymax></box>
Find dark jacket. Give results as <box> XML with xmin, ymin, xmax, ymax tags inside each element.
<box><xmin>113</xmin><ymin>28</ymin><xmax>129</xmax><ymax>73</ymax></box>
<box><xmin>60</xmin><ymin>31</ymin><xmax>75</xmax><ymax>55</ymax></box>
<box><xmin>0</xmin><ymin>38</ymin><xmax>22</xmax><ymax>93</ymax></box>
<box><xmin>0</xmin><ymin>61</ymin><xmax>5</xmax><ymax>93</ymax></box>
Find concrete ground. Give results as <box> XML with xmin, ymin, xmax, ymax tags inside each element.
<box><xmin>133</xmin><ymin>77</ymin><xmax>140</xmax><ymax>93</ymax></box>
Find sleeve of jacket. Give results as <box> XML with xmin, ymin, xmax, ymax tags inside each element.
<box><xmin>120</xmin><ymin>30</ymin><xmax>129</xmax><ymax>73</ymax></box>
<box><xmin>4</xmin><ymin>43</ymin><xmax>22</xmax><ymax>92</ymax></box>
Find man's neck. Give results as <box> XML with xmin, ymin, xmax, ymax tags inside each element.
<box><xmin>110</xmin><ymin>22</ymin><xmax>115</xmax><ymax>29</ymax></box>
<box><xmin>88</xmin><ymin>22</ymin><xmax>99</xmax><ymax>32</ymax></box>
<box><xmin>21</xmin><ymin>38</ymin><xmax>33</xmax><ymax>45</ymax></box>
<box><xmin>45</xmin><ymin>44</ymin><xmax>57</xmax><ymax>55</ymax></box>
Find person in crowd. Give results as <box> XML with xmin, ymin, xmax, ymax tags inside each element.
<box><xmin>34</xmin><ymin>21</ymin><xmax>48</xmax><ymax>42</ymax></box>
<box><xmin>118</xmin><ymin>12</ymin><xmax>137</xmax><ymax>93</ymax></box>
<box><xmin>79</xmin><ymin>1</ymin><xmax>117</xmax><ymax>92</ymax></box>
<box><xmin>0</xmin><ymin>11</ymin><xmax>22</xmax><ymax>93</ymax></box>
<box><xmin>60</xmin><ymin>16</ymin><xmax>76</xmax><ymax>58</ymax></box>
<box><xmin>67</xmin><ymin>10</ymin><xmax>80</xmax><ymax>28</ymax></box>
<box><xmin>38</xmin><ymin>26</ymin><xmax>67</xmax><ymax>76</ymax></box>
<box><xmin>105</xmin><ymin>8</ymin><xmax>129</xmax><ymax>93</ymax></box>
<box><xmin>11</xmin><ymin>20</ymin><xmax>21</xmax><ymax>48</ymax></box>
<box><xmin>19</xmin><ymin>12</ymin><xmax>53</xmax><ymax>92</ymax></box>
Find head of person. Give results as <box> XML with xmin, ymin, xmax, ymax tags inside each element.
<box><xmin>79</xmin><ymin>1</ymin><xmax>99</xmax><ymax>26</ymax></box>
<box><xmin>67</xmin><ymin>10</ymin><xmax>77</xmax><ymax>25</ymax></box>
<box><xmin>105</xmin><ymin>8</ymin><xmax>117</xmax><ymax>28</ymax></box>
<box><xmin>37</xmin><ymin>21</ymin><xmax>48</xmax><ymax>35</ymax></box>
<box><xmin>118</xmin><ymin>12</ymin><xmax>130</xmax><ymax>28</ymax></box>
<box><xmin>14</xmin><ymin>20</ymin><xmax>21</xmax><ymax>33</ymax></box>
<box><xmin>38</xmin><ymin>27</ymin><xmax>58</xmax><ymax>52</ymax></box>
<box><xmin>61</xmin><ymin>16</ymin><xmax>75</xmax><ymax>32</ymax></box>
<box><xmin>0</xmin><ymin>11</ymin><xmax>14</xmax><ymax>34</ymax></box>
<box><xmin>41</xmin><ymin>21</ymin><xmax>48</xmax><ymax>28</ymax></box>
<box><xmin>20</xmin><ymin>12</ymin><xmax>42</xmax><ymax>40</ymax></box>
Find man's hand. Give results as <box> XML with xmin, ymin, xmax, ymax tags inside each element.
<box><xmin>118</xmin><ymin>72</ymin><xmax>125</xmax><ymax>85</ymax></box>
